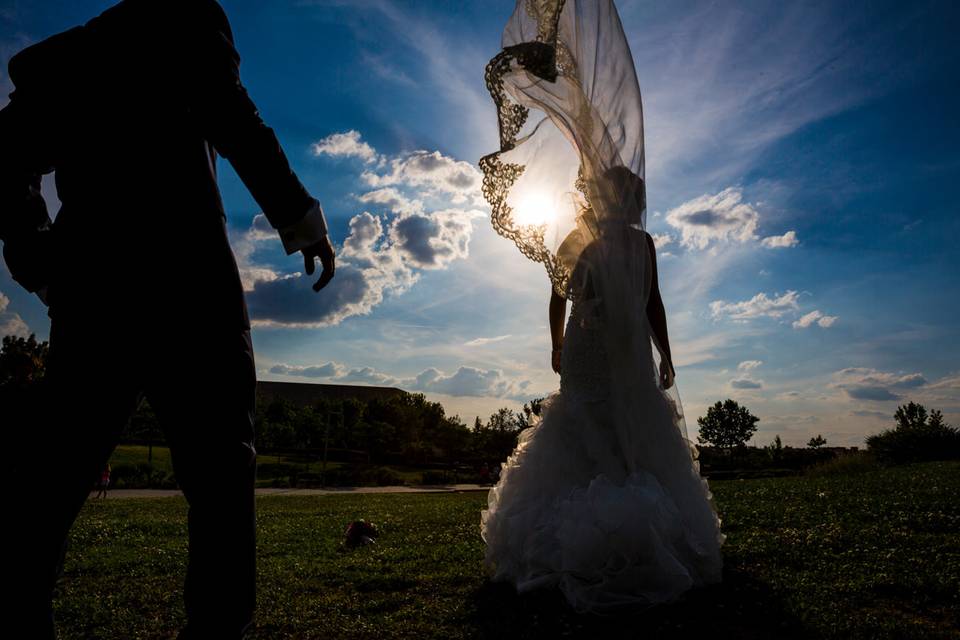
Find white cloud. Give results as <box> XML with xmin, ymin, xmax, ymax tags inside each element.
<box><xmin>337</xmin><ymin>367</ymin><xmax>398</xmax><ymax>386</ymax></box>
<box><xmin>761</xmin><ymin>230</ymin><xmax>799</xmax><ymax>248</ymax></box>
<box><xmin>0</xmin><ymin>291</ymin><xmax>29</xmax><ymax>338</ymax></box>
<box><xmin>269</xmin><ymin>362</ymin><xmax>344</xmax><ymax>378</ymax></box>
<box><xmin>665</xmin><ymin>187</ymin><xmax>759</xmax><ymax>250</ymax></box>
<box><xmin>310</xmin><ymin>130</ymin><xmax>379</xmax><ymax>164</ymax></box>
<box><xmin>357</xmin><ymin>187</ymin><xmax>423</xmax><ymax>216</ymax></box>
<box><xmin>792</xmin><ymin>310</ymin><xmax>838</xmax><ymax>329</ymax></box>
<box><xmin>264</xmin><ymin>360</ymin><xmax>535</xmax><ymax>401</ymax></box>
<box><xmin>738</xmin><ymin>360</ymin><xmax>763</xmax><ymax>371</ymax></box>
<box><xmin>406</xmin><ymin>366</ymin><xmax>532</xmax><ymax>401</ymax></box>
<box><xmin>464</xmin><ymin>335</ymin><xmax>512</xmax><ymax>347</ymax></box>
<box><xmin>361</xmin><ymin>149</ymin><xmax>482</xmax><ymax>201</ymax></box>
<box><xmin>341</xmin><ymin>211</ymin><xmax>384</xmax><ymax>260</ymax></box>
<box><xmin>832</xmin><ymin>367</ymin><xmax>927</xmax><ymax>402</ymax></box>
<box><xmin>389</xmin><ymin>208</ymin><xmax>476</xmax><ymax>270</ymax></box>
<box><xmin>650</xmin><ymin>233</ymin><xmax>674</xmax><ymax>249</ymax></box>
<box><xmin>242</xmin><ymin>133</ymin><xmax>481</xmax><ymax>329</ymax></box>
<box><xmin>817</xmin><ymin>315</ymin><xmax>838</xmax><ymax>328</ymax></box>
<box><xmin>246</xmin><ymin>213</ymin><xmax>418</xmax><ymax>328</ymax></box>
<box><xmin>710</xmin><ymin>290</ymin><xmax>800</xmax><ymax>320</ymax></box>
<box><xmin>730</xmin><ymin>378</ymin><xmax>763</xmax><ymax>389</ymax></box>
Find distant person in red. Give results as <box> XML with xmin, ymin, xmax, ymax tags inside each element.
<box><xmin>95</xmin><ymin>464</ymin><xmax>111</xmax><ymax>499</ymax></box>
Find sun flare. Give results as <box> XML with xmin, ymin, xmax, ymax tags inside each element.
<box><xmin>512</xmin><ymin>189</ymin><xmax>555</xmax><ymax>227</ymax></box>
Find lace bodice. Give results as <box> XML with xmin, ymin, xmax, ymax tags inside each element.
<box><xmin>560</xmin><ymin>294</ymin><xmax>611</xmax><ymax>402</ymax></box>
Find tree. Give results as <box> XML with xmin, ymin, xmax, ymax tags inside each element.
<box><xmin>765</xmin><ymin>434</ymin><xmax>784</xmax><ymax>461</ymax></box>
<box><xmin>126</xmin><ymin>399</ymin><xmax>163</xmax><ymax>464</ymax></box>
<box><xmin>517</xmin><ymin>397</ymin><xmax>546</xmax><ymax>431</ymax></box>
<box><xmin>928</xmin><ymin>410</ymin><xmax>947</xmax><ymax>429</ymax></box>
<box><xmin>697</xmin><ymin>399</ymin><xmax>759</xmax><ymax>450</ymax></box>
<box><xmin>807</xmin><ymin>434</ymin><xmax>827</xmax><ymax>449</ymax></box>
<box><xmin>488</xmin><ymin>408</ymin><xmax>519</xmax><ymax>432</ymax></box>
<box><xmin>894</xmin><ymin>402</ymin><xmax>928</xmax><ymax>430</ymax></box>
<box><xmin>866</xmin><ymin>402</ymin><xmax>960</xmax><ymax>464</ymax></box>
<box><xmin>1</xmin><ymin>334</ymin><xmax>50</xmax><ymax>455</ymax></box>
<box><xmin>0</xmin><ymin>333</ymin><xmax>48</xmax><ymax>389</ymax></box>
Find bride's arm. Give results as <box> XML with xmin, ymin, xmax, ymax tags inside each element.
<box><xmin>644</xmin><ymin>232</ymin><xmax>675</xmax><ymax>387</ymax></box>
<box><xmin>549</xmin><ymin>288</ymin><xmax>567</xmax><ymax>374</ymax></box>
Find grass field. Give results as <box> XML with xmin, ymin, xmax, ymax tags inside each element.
<box><xmin>53</xmin><ymin>461</ymin><xmax>960</xmax><ymax>639</ymax></box>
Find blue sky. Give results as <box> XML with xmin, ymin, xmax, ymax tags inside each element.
<box><xmin>2</xmin><ymin>0</ymin><xmax>958</xmax><ymax>446</ymax></box>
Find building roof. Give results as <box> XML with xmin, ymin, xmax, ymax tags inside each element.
<box><xmin>256</xmin><ymin>380</ymin><xmax>406</xmax><ymax>407</ymax></box>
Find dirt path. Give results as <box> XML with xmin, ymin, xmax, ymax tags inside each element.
<box><xmin>89</xmin><ymin>485</ymin><xmax>490</xmax><ymax>499</ymax></box>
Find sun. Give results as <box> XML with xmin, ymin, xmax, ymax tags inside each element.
<box><xmin>511</xmin><ymin>189</ymin><xmax>556</xmax><ymax>227</ymax></box>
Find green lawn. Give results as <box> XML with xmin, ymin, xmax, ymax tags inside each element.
<box><xmin>53</xmin><ymin>461</ymin><xmax>960</xmax><ymax>639</ymax></box>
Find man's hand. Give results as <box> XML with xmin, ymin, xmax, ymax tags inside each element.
<box><xmin>301</xmin><ymin>234</ymin><xmax>335</xmax><ymax>292</ymax></box>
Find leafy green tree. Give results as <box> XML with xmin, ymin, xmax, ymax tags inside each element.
<box><xmin>697</xmin><ymin>399</ymin><xmax>759</xmax><ymax>450</ymax></box>
<box><xmin>807</xmin><ymin>434</ymin><xmax>827</xmax><ymax>449</ymax></box>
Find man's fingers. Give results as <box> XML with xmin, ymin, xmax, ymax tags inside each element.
<box><xmin>303</xmin><ymin>251</ymin><xmax>316</xmax><ymax>276</ymax></box>
<box><xmin>312</xmin><ymin>242</ymin><xmax>336</xmax><ymax>292</ymax></box>
<box><xmin>313</xmin><ymin>266</ymin><xmax>334</xmax><ymax>292</ymax></box>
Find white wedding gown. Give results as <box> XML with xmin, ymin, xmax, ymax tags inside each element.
<box><xmin>480</xmin><ymin>260</ymin><xmax>725</xmax><ymax>613</ymax></box>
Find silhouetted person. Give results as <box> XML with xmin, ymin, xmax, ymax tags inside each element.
<box><xmin>94</xmin><ymin>463</ymin><xmax>111</xmax><ymax>499</ymax></box>
<box><xmin>0</xmin><ymin>1</ymin><xmax>335</xmax><ymax>637</ymax></box>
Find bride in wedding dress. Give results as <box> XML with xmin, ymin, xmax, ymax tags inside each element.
<box><xmin>479</xmin><ymin>0</ymin><xmax>724</xmax><ymax>613</ymax></box>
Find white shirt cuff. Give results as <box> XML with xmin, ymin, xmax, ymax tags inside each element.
<box><xmin>279</xmin><ymin>199</ymin><xmax>328</xmax><ymax>255</ymax></box>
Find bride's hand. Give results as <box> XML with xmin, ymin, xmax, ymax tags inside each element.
<box><xmin>551</xmin><ymin>347</ymin><xmax>562</xmax><ymax>375</ymax></box>
<box><xmin>659</xmin><ymin>359</ymin><xmax>675</xmax><ymax>389</ymax></box>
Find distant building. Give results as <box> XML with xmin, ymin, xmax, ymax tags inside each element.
<box><xmin>256</xmin><ymin>380</ymin><xmax>406</xmax><ymax>407</ymax></box>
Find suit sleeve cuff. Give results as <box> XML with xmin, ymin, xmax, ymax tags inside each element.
<box><xmin>279</xmin><ymin>198</ymin><xmax>328</xmax><ymax>255</ymax></box>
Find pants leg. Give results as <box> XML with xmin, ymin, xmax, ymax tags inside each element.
<box><xmin>3</xmin><ymin>318</ymin><xmax>143</xmax><ymax>636</ymax></box>
<box><xmin>147</xmin><ymin>328</ymin><xmax>258</xmax><ymax>638</ymax></box>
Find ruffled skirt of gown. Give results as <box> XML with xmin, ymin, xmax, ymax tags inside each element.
<box><xmin>480</xmin><ymin>305</ymin><xmax>725</xmax><ymax>613</ymax></box>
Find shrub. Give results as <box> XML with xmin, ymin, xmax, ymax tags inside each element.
<box><xmin>807</xmin><ymin>434</ymin><xmax>827</xmax><ymax>449</ymax></box>
<box><xmin>108</xmin><ymin>462</ymin><xmax>177</xmax><ymax>489</ymax></box>
<box><xmin>361</xmin><ymin>466</ymin><xmax>405</xmax><ymax>486</ymax></box>
<box><xmin>293</xmin><ymin>465</ymin><xmax>406</xmax><ymax>487</ymax></box>
<box><xmin>421</xmin><ymin>470</ymin><xmax>458</xmax><ymax>485</ymax></box>
<box><xmin>805</xmin><ymin>451</ymin><xmax>878</xmax><ymax>477</ymax></box>
<box><xmin>866</xmin><ymin>403</ymin><xmax>960</xmax><ymax>465</ymax></box>
<box><xmin>257</xmin><ymin>462</ymin><xmax>302</xmax><ymax>483</ymax></box>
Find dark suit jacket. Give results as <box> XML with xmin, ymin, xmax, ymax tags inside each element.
<box><xmin>0</xmin><ymin>0</ymin><xmax>313</xmax><ymax>332</ymax></box>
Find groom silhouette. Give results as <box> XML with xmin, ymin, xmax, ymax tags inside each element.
<box><xmin>0</xmin><ymin>0</ymin><xmax>334</xmax><ymax>637</ymax></box>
